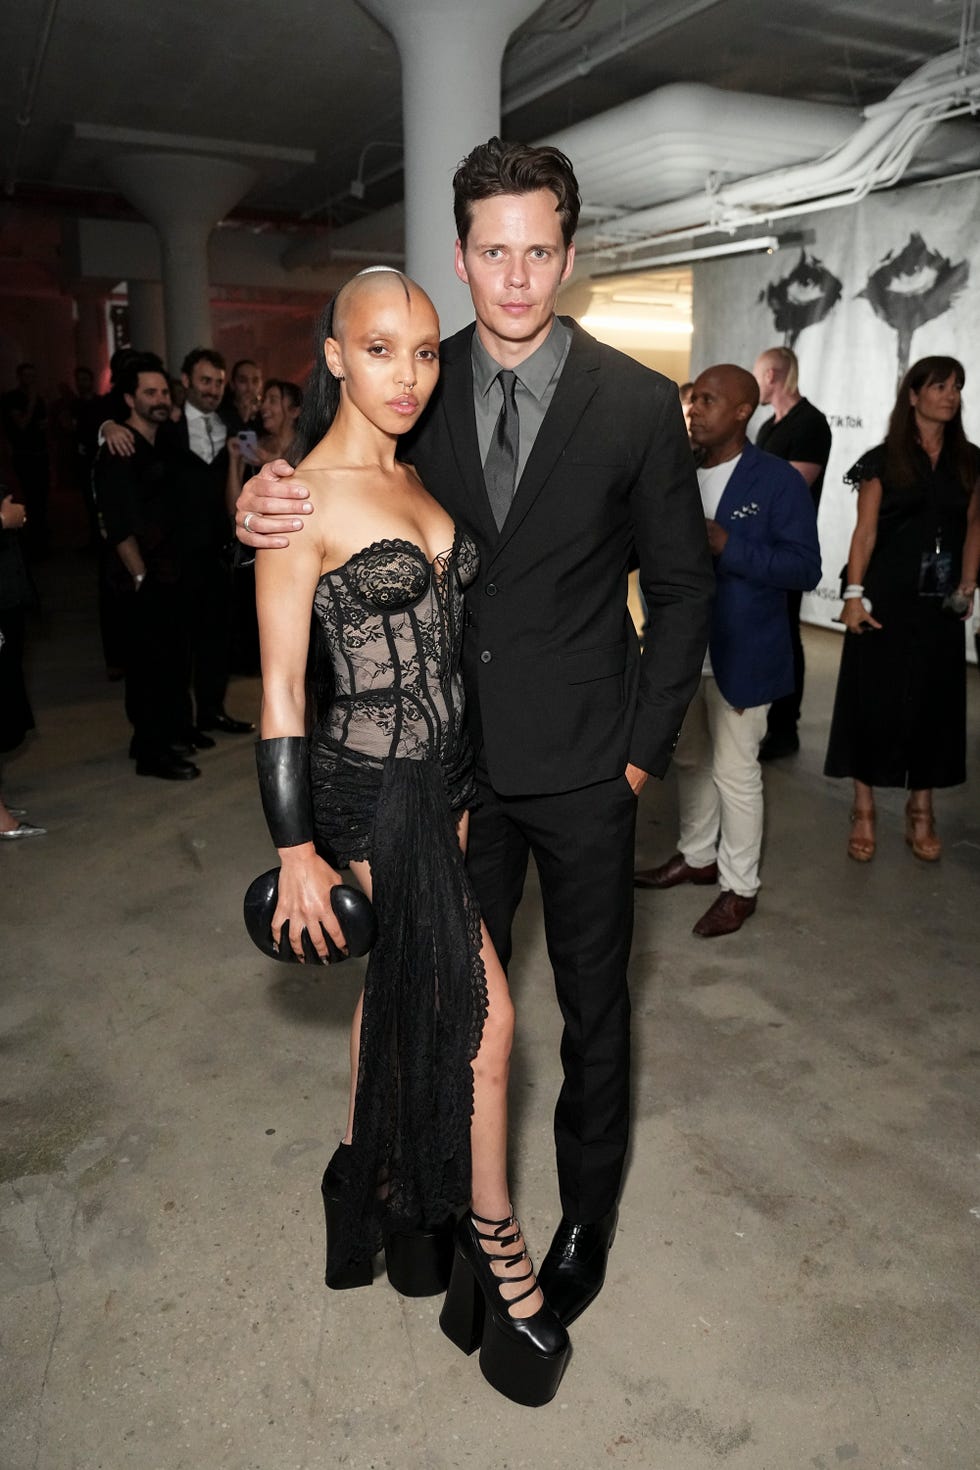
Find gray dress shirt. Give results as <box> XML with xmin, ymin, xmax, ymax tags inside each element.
<box><xmin>471</xmin><ymin>317</ymin><xmax>573</xmax><ymax>487</ymax></box>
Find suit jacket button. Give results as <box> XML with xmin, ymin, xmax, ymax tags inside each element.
<box><xmin>480</xmin><ymin>650</ymin><xmax>492</xmax><ymax>663</ymax></box>
<box><xmin>485</xmin><ymin>582</ymin><xmax>497</xmax><ymax>596</ymax></box>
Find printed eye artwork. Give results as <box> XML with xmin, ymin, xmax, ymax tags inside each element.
<box><xmin>858</xmin><ymin>232</ymin><xmax>969</xmax><ymax>384</ymax></box>
<box><xmin>761</xmin><ymin>250</ymin><xmax>843</xmax><ymax>347</ymax></box>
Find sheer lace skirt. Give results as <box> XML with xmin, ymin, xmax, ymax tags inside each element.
<box><xmin>311</xmin><ymin>744</ymin><xmax>487</xmax><ymax>1267</ymax></box>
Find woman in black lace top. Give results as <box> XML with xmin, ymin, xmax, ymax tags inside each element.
<box><xmin>252</xmin><ymin>268</ymin><xmax>568</xmax><ymax>1407</ymax></box>
<box><xmin>824</xmin><ymin>356</ymin><xmax>980</xmax><ymax>862</ymax></box>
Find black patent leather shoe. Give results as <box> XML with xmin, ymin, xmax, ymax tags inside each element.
<box><xmin>201</xmin><ymin>713</ymin><xmax>255</xmax><ymax>735</ymax></box>
<box><xmin>440</xmin><ymin>1212</ymin><xmax>570</xmax><ymax>1406</ymax></box>
<box><xmin>537</xmin><ymin>1207</ymin><xmax>618</xmax><ymax>1326</ymax></box>
<box><xmin>135</xmin><ymin>754</ymin><xmax>201</xmax><ymax>781</ymax></box>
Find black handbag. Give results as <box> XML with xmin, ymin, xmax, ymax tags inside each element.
<box><xmin>243</xmin><ymin>868</ymin><xmax>377</xmax><ymax>964</ymax></box>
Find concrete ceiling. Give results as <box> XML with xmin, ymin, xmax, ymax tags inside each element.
<box><xmin>2</xmin><ymin>0</ymin><xmax>975</xmax><ymax>228</ymax></box>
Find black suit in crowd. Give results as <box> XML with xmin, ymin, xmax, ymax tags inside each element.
<box><xmin>94</xmin><ymin>435</ymin><xmax>184</xmax><ymax>759</ymax></box>
<box><xmin>167</xmin><ymin>415</ymin><xmax>235</xmax><ymax>731</ymax></box>
<box><xmin>406</xmin><ymin>319</ymin><xmax>714</xmax><ymax>1223</ymax></box>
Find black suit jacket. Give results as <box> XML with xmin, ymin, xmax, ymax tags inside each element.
<box><xmin>164</xmin><ymin>413</ymin><xmax>231</xmax><ymax>559</ymax></box>
<box><xmin>405</xmin><ymin>319</ymin><xmax>713</xmax><ymax>796</ymax></box>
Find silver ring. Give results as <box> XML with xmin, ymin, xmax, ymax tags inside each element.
<box><xmin>243</xmin><ymin>512</ymin><xmax>255</xmax><ymax>532</ymax></box>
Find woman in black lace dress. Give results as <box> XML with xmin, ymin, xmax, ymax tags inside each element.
<box><xmin>253</xmin><ymin>268</ymin><xmax>568</xmax><ymax>1406</ymax></box>
<box><xmin>825</xmin><ymin>356</ymin><xmax>980</xmax><ymax>861</ymax></box>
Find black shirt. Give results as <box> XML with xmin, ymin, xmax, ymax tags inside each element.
<box><xmin>756</xmin><ymin>397</ymin><xmax>832</xmax><ymax>510</ymax></box>
<box><xmin>94</xmin><ymin>431</ymin><xmax>180</xmax><ymax>588</ymax></box>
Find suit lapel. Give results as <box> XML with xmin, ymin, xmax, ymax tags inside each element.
<box><xmin>491</xmin><ymin>323</ymin><xmax>600</xmax><ymax>563</ymax></box>
<box><xmin>437</xmin><ymin>329</ymin><xmax>499</xmax><ymax>545</ymax></box>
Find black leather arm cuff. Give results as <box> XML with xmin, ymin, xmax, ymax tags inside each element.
<box><xmin>255</xmin><ymin>736</ymin><xmax>314</xmax><ymax>849</ymax></box>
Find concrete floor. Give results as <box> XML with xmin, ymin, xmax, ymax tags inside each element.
<box><xmin>2</xmin><ymin>548</ymin><xmax>979</xmax><ymax>1470</ymax></box>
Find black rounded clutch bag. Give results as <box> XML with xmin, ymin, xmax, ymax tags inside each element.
<box><xmin>243</xmin><ymin>867</ymin><xmax>377</xmax><ymax>964</ymax></box>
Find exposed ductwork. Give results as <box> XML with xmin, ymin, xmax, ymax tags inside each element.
<box><xmin>569</xmin><ymin>46</ymin><xmax>980</xmax><ymax>268</ymax></box>
<box><xmin>283</xmin><ymin>45</ymin><xmax>980</xmax><ymax>277</ymax></box>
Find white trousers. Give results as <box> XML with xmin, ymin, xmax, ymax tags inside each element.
<box><xmin>673</xmin><ymin>676</ymin><xmax>770</xmax><ymax>898</ymax></box>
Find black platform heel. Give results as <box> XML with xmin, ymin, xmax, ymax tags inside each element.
<box><xmin>439</xmin><ymin>1210</ymin><xmax>571</xmax><ymax>1407</ymax></box>
<box><xmin>385</xmin><ymin>1216</ymin><xmax>455</xmax><ymax>1296</ymax></box>
<box><xmin>321</xmin><ymin>1144</ymin><xmax>373</xmax><ymax>1290</ymax></box>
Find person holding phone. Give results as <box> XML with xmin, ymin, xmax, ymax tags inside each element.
<box><xmin>825</xmin><ymin>356</ymin><xmax>980</xmax><ymax>862</ymax></box>
<box><xmin>226</xmin><ymin>381</ymin><xmax>303</xmax><ymax>509</ymax></box>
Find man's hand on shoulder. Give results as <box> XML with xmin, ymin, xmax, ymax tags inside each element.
<box><xmin>236</xmin><ymin>459</ymin><xmax>313</xmax><ymax>550</ymax></box>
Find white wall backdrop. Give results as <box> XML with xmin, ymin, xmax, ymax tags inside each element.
<box><xmin>692</xmin><ymin>176</ymin><xmax>979</xmax><ymax>659</ymax></box>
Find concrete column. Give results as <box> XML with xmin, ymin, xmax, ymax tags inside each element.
<box><xmin>357</xmin><ymin>0</ymin><xmax>541</xmax><ymax>333</ymax></box>
<box><xmin>106</xmin><ymin>152</ymin><xmax>257</xmax><ymax>371</ymax></box>
<box><xmin>126</xmin><ymin>280</ymin><xmax>166</xmax><ymax>361</ymax></box>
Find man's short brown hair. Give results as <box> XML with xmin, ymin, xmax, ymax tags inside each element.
<box><xmin>453</xmin><ymin>136</ymin><xmax>581</xmax><ymax>250</ymax></box>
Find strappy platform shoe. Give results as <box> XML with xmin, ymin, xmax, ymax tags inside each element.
<box><xmin>905</xmin><ymin>798</ymin><xmax>941</xmax><ymax>862</ymax></box>
<box><xmin>847</xmin><ymin>808</ymin><xmax>875</xmax><ymax>862</ymax></box>
<box><xmin>439</xmin><ymin>1210</ymin><xmax>571</xmax><ymax>1407</ymax></box>
<box><xmin>321</xmin><ymin>1145</ymin><xmax>454</xmax><ymax>1294</ymax></box>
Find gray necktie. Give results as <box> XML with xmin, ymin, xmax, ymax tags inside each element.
<box><xmin>484</xmin><ymin>369</ymin><xmax>520</xmax><ymax>530</ymax></box>
<box><xmin>203</xmin><ymin>413</ymin><xmax>215</xmax><ymax>462</ymax></box>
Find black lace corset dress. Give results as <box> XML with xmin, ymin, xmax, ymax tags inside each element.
<box><xmin>307</xmin><ymin>530</ymin><xmax>489</xmax><ymax>1265</ymax></box>
<box><xmin>309</xmin><ymin>529</ymin><xmax>480</xmax><ymax>862</ymax></box>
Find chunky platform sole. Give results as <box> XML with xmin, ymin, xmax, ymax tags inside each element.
<box><xmin>385</xmin><ymin>1218</ymin><xmax>454</xmax><ymax>1296</ymax></box>
<box><xmin>439</xmin><ymin>1244</ymin><xmax>571</xmax><ymax>1407</ymax></box>
<box><xmin>321</xmin><ymin>1170</ymin><xmax>374</xmax><ymax>1289</ymax></box>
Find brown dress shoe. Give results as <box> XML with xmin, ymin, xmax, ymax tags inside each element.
<box><xmin>634</xmin><ymin>853</ymin><xmax>718</xmax><ymax>889</ymax></box>
<box><xmin>692</xmin><ymin>890</ymin><xmax>757</xmax><ymax>937</ymax></box>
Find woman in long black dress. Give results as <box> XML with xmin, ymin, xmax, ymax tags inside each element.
<box><xmin>825</xmin><ymin>356</ymin><xmax>980</xmax><ymax>861</ymax></box>
<box><xmin>252</xmin><ymin>267</ymin><xmax>568</xmax><ymax>1406</ymax></box>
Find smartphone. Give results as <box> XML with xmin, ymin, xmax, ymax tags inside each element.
<box><xmin>236</xmin><ymin>430</ymin><xmax>260</xmax><ymax>466</ymax></box>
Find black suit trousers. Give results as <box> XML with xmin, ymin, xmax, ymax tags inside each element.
<box><xmin>767</xmin><ymin>588</ymin><xmax>805</xmax><ymax>738</ymax></box>
<box><xmin>467</xmin><ymin>763</ymin><xmax>637</xmax><ymax>1223</ymax></box>
<box><xmin>181</xmin><ymin>555</ymin><xmax>233</xmax><ymax>727</ymax></box>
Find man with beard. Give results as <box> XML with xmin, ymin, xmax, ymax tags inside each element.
<box><xmin>172</xmin><ymin>348</ymin><xmax>254</xmax><ymax>741</ymax></box>
<box><xmin>94</xmin><ymin>358</ymin><xmax>199</xmax><ymax>780</ymax></box>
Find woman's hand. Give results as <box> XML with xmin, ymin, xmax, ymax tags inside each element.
<box><xmin>273</xmin><ymin>845</ymin><xmax>347</xmax><ymax>961</ymax></box>
<box><xmin>104</xmin><ymin>422</ymin><xmax>136</xmax><ymax>457</ymax></box>
<box><xmin>840</xmin><ymin>597</ymin><xmax>882</xmax><ymax>634</ymax></box>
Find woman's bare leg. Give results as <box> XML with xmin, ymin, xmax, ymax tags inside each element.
<box><xmin>457</xmin><ymin>811</ymin><xmax>543</xmax><ymax>1318</ymax></box>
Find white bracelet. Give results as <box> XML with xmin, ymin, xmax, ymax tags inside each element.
<box><xmin>842</xmin><ymin>587</ymin><xmax>865</xmax><ymax>599</ymax></box>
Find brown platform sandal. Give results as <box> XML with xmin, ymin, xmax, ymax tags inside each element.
<box><xmin>847</xmin><ymin>808</ymin><xmax>876</xmax><ymax>862</ymax></box>
<box><xmin>905</xmin><ymin>799</ymin><xmax>941</xmax><ymax>862</ymax></box>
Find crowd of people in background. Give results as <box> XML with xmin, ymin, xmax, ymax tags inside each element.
<box><xmin>0</xmin><ymin>331</ymin><xmax>977</xmax><ymax>879</ymax></box>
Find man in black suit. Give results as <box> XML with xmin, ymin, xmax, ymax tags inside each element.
<box><xmin>94</xmin><ymin>358</ymin><xmax>198</xmax><ymax>781</ymax></box>
<box><xmin>171</xmin><ymin>348</ymin><xmax>254</xmax><ymax>742</ymax></box>
<box><xmin>236</xmin><ymin>139</ymin><xmax>713</xmax><ymax>1325</ymax></box>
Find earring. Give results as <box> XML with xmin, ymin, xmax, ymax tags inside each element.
<box><xmin>335</xmin><ymin>373</ymin><xmax>346</xmax><ymax>382</ymax></box>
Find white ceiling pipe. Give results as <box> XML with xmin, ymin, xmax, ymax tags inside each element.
<box><xmin>583</xmin><ymin>47</ymin><xmax>980</xmax><ymax>256</ymax></box>
<box><xmin>544</xmin><ymin>83</ymin><xmax>857</xmax><ymax>210</ymax></box>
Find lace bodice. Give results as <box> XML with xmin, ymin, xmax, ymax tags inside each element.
<box><xmin>311</xmin><ymin>530</ymin><xmax>479</xmax><ymax>763</ymax></box>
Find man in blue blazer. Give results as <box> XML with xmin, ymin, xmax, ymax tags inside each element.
<box><xmin>635</xmin><ymin>364</ymin><xmax>821</xmax><ymax>936</ymax></box>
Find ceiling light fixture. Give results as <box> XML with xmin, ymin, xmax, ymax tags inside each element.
<box><xmin>590</xmin><ymin>234</ymin><xmax>781</xmax><ymax>278</ymax></box>
<box><xmin>580</xmin><ymin>314</ymin><xmax>694</xmax><ymax>334</ymax></box>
